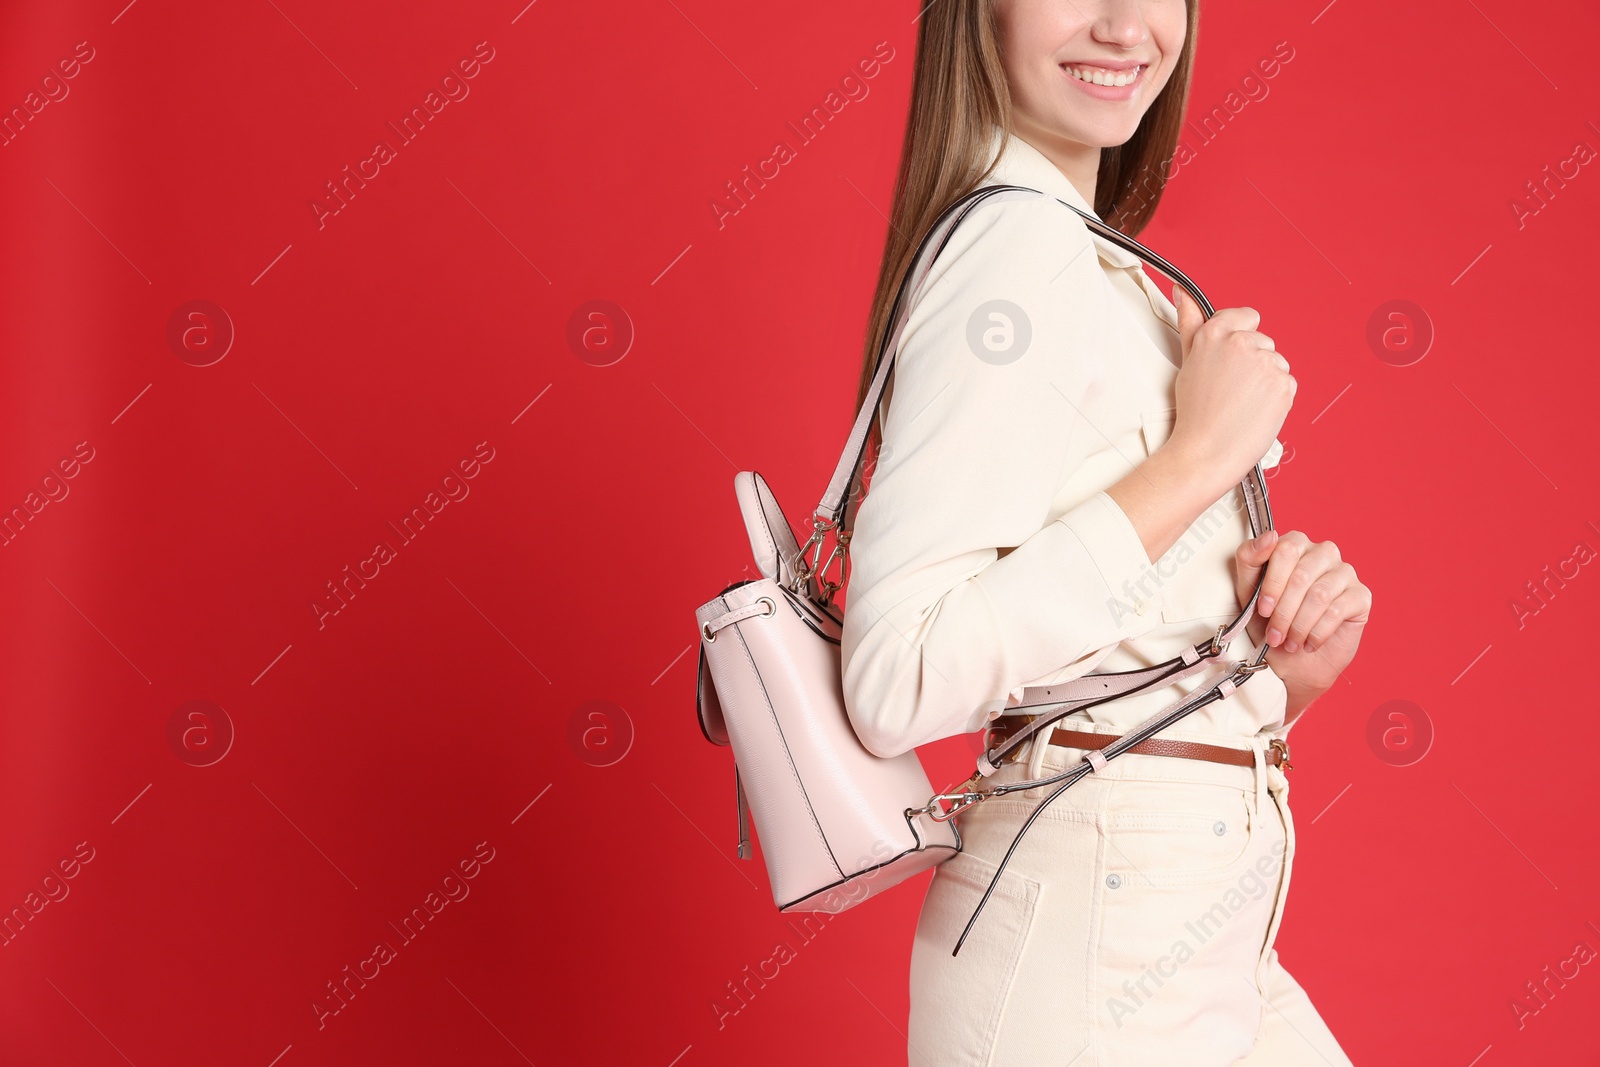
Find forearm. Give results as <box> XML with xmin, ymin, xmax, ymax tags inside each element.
<box><xmin>842</xmin><ymin>489</ymin><xmax>1165</xmax><ymax>758</ymax></box>
<box><xmin>1104</xmin><ymin>442</ymin><xmax>1233</xmax><ymax>565</ymax></box>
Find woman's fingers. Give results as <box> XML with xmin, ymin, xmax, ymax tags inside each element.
<box><xmin>1257</xmin><ymin>534</ymin><xmax>1341</xmax><ymax>648</ymax></box>
<box><xmin>1281</xmin><ymin>564</ymin><xmax>1355</xmax><ymax>652</ymax></box>
<box><xmin>1254</xmin><ymin>530</ymin><xmax>1306</xmax><ymax>622</ymax></box>
<box><xmin>1303</xmin><ymin>575</ymin><xmax>1373</xmax><ymax>651</ymax></box>
<box><xmin>1251</xmin><ymin>334</ymin><xmax>1289</xmax><ymax>371</ymax></box>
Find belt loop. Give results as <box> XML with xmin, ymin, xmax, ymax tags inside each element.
<box><xmin>1026</xmin><ymin>720</ymin><xmax>1051</xmax><ymax>782</ymax></box>
<box><xmin>1250</xmin><ymin>737</ymin><xmax>1267</xmax><ymax>820</ymax></box>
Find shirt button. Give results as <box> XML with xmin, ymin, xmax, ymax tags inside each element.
<box><xmin>1133</xmin><ymin>598</ymin><xmax>1147</xmax><ymax>616</ymax></box>
<box><xmin>1105</xmin><ymin>873</ymin><xmax>1122</xmax><ymax>889</ymax></box>
<box><xmin>1214</xmin><ymin>821</ymin><xmax>1227</xmax><ymax>836</ymax></box>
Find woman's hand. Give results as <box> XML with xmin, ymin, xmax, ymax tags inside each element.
<box><xmin>1168</xmin><ymin>289</ymin><xmax>1296</xmax><ymax>500</ymax></box>
<box><xmin>1233</xmin><ymin>529</ymin><xmax>1373</xmax><ymax>717</ymax></box>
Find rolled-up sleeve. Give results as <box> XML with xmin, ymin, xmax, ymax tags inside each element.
<box><xmin>840</xmin><ymin>195</ymin><xmax>1165</xmax><ymax>760</ymax></box>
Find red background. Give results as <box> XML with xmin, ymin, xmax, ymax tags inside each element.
<box><xmin>2</xmin><ymin>0</ymin><xmax>1598</xmax><ymax>1063</ymax></box>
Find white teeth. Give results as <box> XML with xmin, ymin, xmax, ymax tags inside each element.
<box><xmin>1064</xmin><ymin>64</ymin><xmax>1141</xmax><ymax>87</ymax></box>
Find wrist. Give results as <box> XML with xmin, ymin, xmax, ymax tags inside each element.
<box><xmin>1148</xmin><ymin>438</ymin><xmax>1231</xmax><ymax>512</ymax></box>
<box><xmin>1283</xmin><ymin>684</ymin><xmax>1326</xmax><ymax>720</ymax></box>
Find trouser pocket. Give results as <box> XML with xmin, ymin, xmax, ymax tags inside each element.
<box><xmin>1092</xmin><ymin>777</ymin><xmax>1281</xmax><ymax>1065</ymax></box>
<box><xmin>908</xmin><ymin>847</ymin><xmax>1041</xmax><ymax>1067</ymax></box>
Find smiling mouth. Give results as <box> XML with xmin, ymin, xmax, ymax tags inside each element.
<box><xmin>1061</xmin><ymin>63</ymin><xmax>1146</xmax><ymax>87</ymax></box>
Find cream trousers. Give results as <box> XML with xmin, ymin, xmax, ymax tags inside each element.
<box><xmin>907</xmin><ymin>729</ymin><xmax>1353</xmax><ymax>1066</ymax></box>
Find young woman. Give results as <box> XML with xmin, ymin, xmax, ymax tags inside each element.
<box><xmin>838</xmin><ymin>1</ymin><xmax>1371</xmax><ymax>1062</ymax></box>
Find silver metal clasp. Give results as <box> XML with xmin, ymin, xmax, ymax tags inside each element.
<box><xmin>1227</xmin><ymin>656</ymin><xmax>1271</xmax><ymax>688</ymax></box>
<box><xmin>907</xmin><ymin>773</ymin><xmax>991</xmax><ymax>823</ymax></box>
<box><xmin>790</xmin><ymin>514</ymin><xmax>851</xmax><ymax>606</ymax></box>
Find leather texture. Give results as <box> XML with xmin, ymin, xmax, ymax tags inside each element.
<box><xmin>734</xmin><ymin>469</ymin><xmax>820</xmax><ymax>602</ymax></box>
<box><xmin>695</xmin><ymin>471</ymin><xmax>960</xmax><ymax>913</ymax></box>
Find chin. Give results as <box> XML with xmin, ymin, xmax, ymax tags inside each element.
<box><xmin>1047</xmin><ymin>112</ymin><xmax>1146</xmax><ymax>150</ymax></box>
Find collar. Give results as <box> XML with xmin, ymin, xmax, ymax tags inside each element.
<box><xmin>978</xmin><ymin>124</ymin><xmax>1177</xmax><ymax>331</ymax></box>
<box><xmin>978</xmin><ymin>125</ymin><xmax>1143</xmax><ymax>270</ymax></box>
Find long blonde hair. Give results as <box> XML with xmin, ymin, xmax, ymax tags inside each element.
<box><xmin>850</xmin><ymin>0</ymin><xmax>1198</xmax><ymax>481</ymax></box>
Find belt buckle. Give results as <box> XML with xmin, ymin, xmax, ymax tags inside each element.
<box><xmin>1268</xmin><ymin>737</ymin><xmax>1294</xmax><ymax>772</ymax></box>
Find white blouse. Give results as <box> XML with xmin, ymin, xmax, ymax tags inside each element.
<box><xmin>840</xmin><ymin>126</ymin><xmax>1290</xmax><ymax>760</ymax></box>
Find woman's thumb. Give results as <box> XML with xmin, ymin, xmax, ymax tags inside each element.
<box><xmin>1238</xmin><ymin>528</ymin><xmax>1273</xmax><ymax>562</ymax></box>
<box><xmin>1237</xmin><ymin>530</ymin><xmax>1276</xmax><ymax>595</ymax></box>
<box><xmin>1172</xmin><ymin>285</ymin><xmax>1202</xmax><ymax>338</ymax></box>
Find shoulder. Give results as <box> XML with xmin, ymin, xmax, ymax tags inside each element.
<box><xmin>918</xmin><ymin>190</ymin><xmax>1100</xmax><ymax>303</ymax></box>
<box><xmin>950</xmin><ymin>188</ymin><xmax>1095</xmax><ymax>257</ymax></box>
<box><xmin>885</xmin><ymin>189</ymin><xmax>1119</xmax><ymax>399</ymax></box>
<box><xmin>901</xmin><ymin>189</ymin><xmax>1104</xmax><ymax>331</ymax></box>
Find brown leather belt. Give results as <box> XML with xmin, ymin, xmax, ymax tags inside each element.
<box><xmin>986</xmin><ymin>718</ymin><xmax>1292</xmax><ymax>771</ymax></box>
